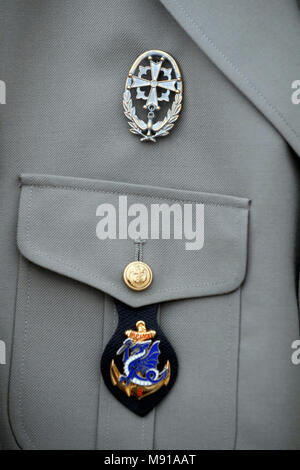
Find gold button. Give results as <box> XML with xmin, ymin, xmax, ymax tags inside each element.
<box><xmin>123</xmin><ymin>261</ymin><xmax>153</xmax><ymax>291</ymax></box>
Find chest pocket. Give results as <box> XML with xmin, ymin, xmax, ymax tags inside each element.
<box><xmin>9</xmin><ymin>173</ymin><xmax>249</xmax><ymax>449</ymax></box>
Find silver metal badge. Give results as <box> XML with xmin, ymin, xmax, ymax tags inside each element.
<box><xmin>123</xmin><ymin>50</ymin><xmax>183</xmax><ymax>142</ymax></box>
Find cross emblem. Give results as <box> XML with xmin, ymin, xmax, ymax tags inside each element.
<box><xmin>128</xmin><ymin>55</ymin><xmax>179</xmax><ymax>110</ymax></box>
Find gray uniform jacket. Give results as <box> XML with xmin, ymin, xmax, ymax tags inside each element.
<box><xmin>1</xmin><ymin>0</ymin><xmax>300</xmax><ymax>450</ymax></box>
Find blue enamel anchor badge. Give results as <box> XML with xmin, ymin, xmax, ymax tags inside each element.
<box><xmin>111</xmin><ymin>320</ymin><xmax>170</xmax><ymax>398</ymax></box>
<box><xmin>101</xmin><ymin>300</ymin><xmax>178</xmax><ymax>416</ymax></box>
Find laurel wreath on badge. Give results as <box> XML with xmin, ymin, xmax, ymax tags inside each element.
<box><xmin>123</xmin><ymin>90</ymin><xmax>182</xmax><ymax>142</ymax></box>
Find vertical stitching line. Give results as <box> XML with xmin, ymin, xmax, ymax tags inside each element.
<box><xmin>134</xmin><ymin>239</ymin><xmax>146</xmax><ymax>262</ymax></box>
<box><xmin>7</xmin><ymin>250</ymin><xmax>22</xmax><ymax>450</ymax></box>
<box><xmin>134</xmin><ymin>242</ymin><xmax>139</xmax><ymax>261</ymax></box>
<box><xmin>17</xmin><ymin>187</ymin><xmax>37</xmax><ymax>449</ymax></box>
<box><xmin>219</xmin><ymin>206</ymin><xmax>245</xmax><ymax>448</ymax></box>
<box><xmin>152</xmin><ymin>304</ymin><xmax>161</xmax><ymax>450</ymax></box>
<box><xmin>222</xmin><ymin>291</ymin><xmax>234</xmax><ymax>450</ymax></box>
<box><xmin>18</xmin><ymin>262</ymin><xmax>36</xmax><ymax>449</ymax></box>
<box><xmin>233</xmin><ymin>287</ymin><xmax>242</xmax><ymax>450</ymax></box>
<box><xmin>222</xmin><ymin>205</ymin><xmax>242</xmax><ymax>449</ymax></box>
<box><xmin>95</xmin><ymin>292</ymin><xmax>106</xmax><ymax>449</ymax></box>
<box><xmin>104</xmin><ymin>302</ymin><xmax>117</xmax><ymax>449</ymax></box>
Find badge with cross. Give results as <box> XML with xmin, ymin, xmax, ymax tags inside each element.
<box><xmin>123</xmin><ymin>50</ymin><xmax>183</xmax><ymax>142</ymax></box>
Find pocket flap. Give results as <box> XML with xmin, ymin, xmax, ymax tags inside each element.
<box><xmin>17</xmin><ymin>174</ymin><xmax>250</xmax><ymax>307</ymax></box>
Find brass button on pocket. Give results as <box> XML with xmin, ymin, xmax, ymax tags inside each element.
<box><xmin>123</xmin><ymin>261</ymin><xmax>153</xmax><ymax>291</ymax></box>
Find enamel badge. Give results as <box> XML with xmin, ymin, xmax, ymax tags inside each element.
<box><xmin>123</xmin><ymin>50</ymin><xmax>183</xmax><ymax>142</ymax></box>
<box><xmin>110</xmin><ymin>321</ymin><xmax>170</xmax><ymax>399</ymax></box>
<box><xmin>101</xmin><ymin>300</ymin><xmax>178</xmax><ymax>416</ymax></box>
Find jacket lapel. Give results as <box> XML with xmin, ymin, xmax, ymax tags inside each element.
<box><xmin>160</xmin><ymin>0</ymin><xmax>300</xmax><ymax>156</ymax></box>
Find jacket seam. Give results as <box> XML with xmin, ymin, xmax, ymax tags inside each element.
<box><xmin>173</xmin><ymin>0</ymin><xmax>300</xmax><ymax>145</ymax></box>
<box><xmin>20</xmin><ymin>183</ymin><xmax>249</xmax><ymax>210</ymax></box>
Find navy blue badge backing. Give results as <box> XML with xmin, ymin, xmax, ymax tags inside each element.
<box><xmin>100</xmin><ymin>300</ymin><xmax>178</xmax><ymax>417</ymax></box>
